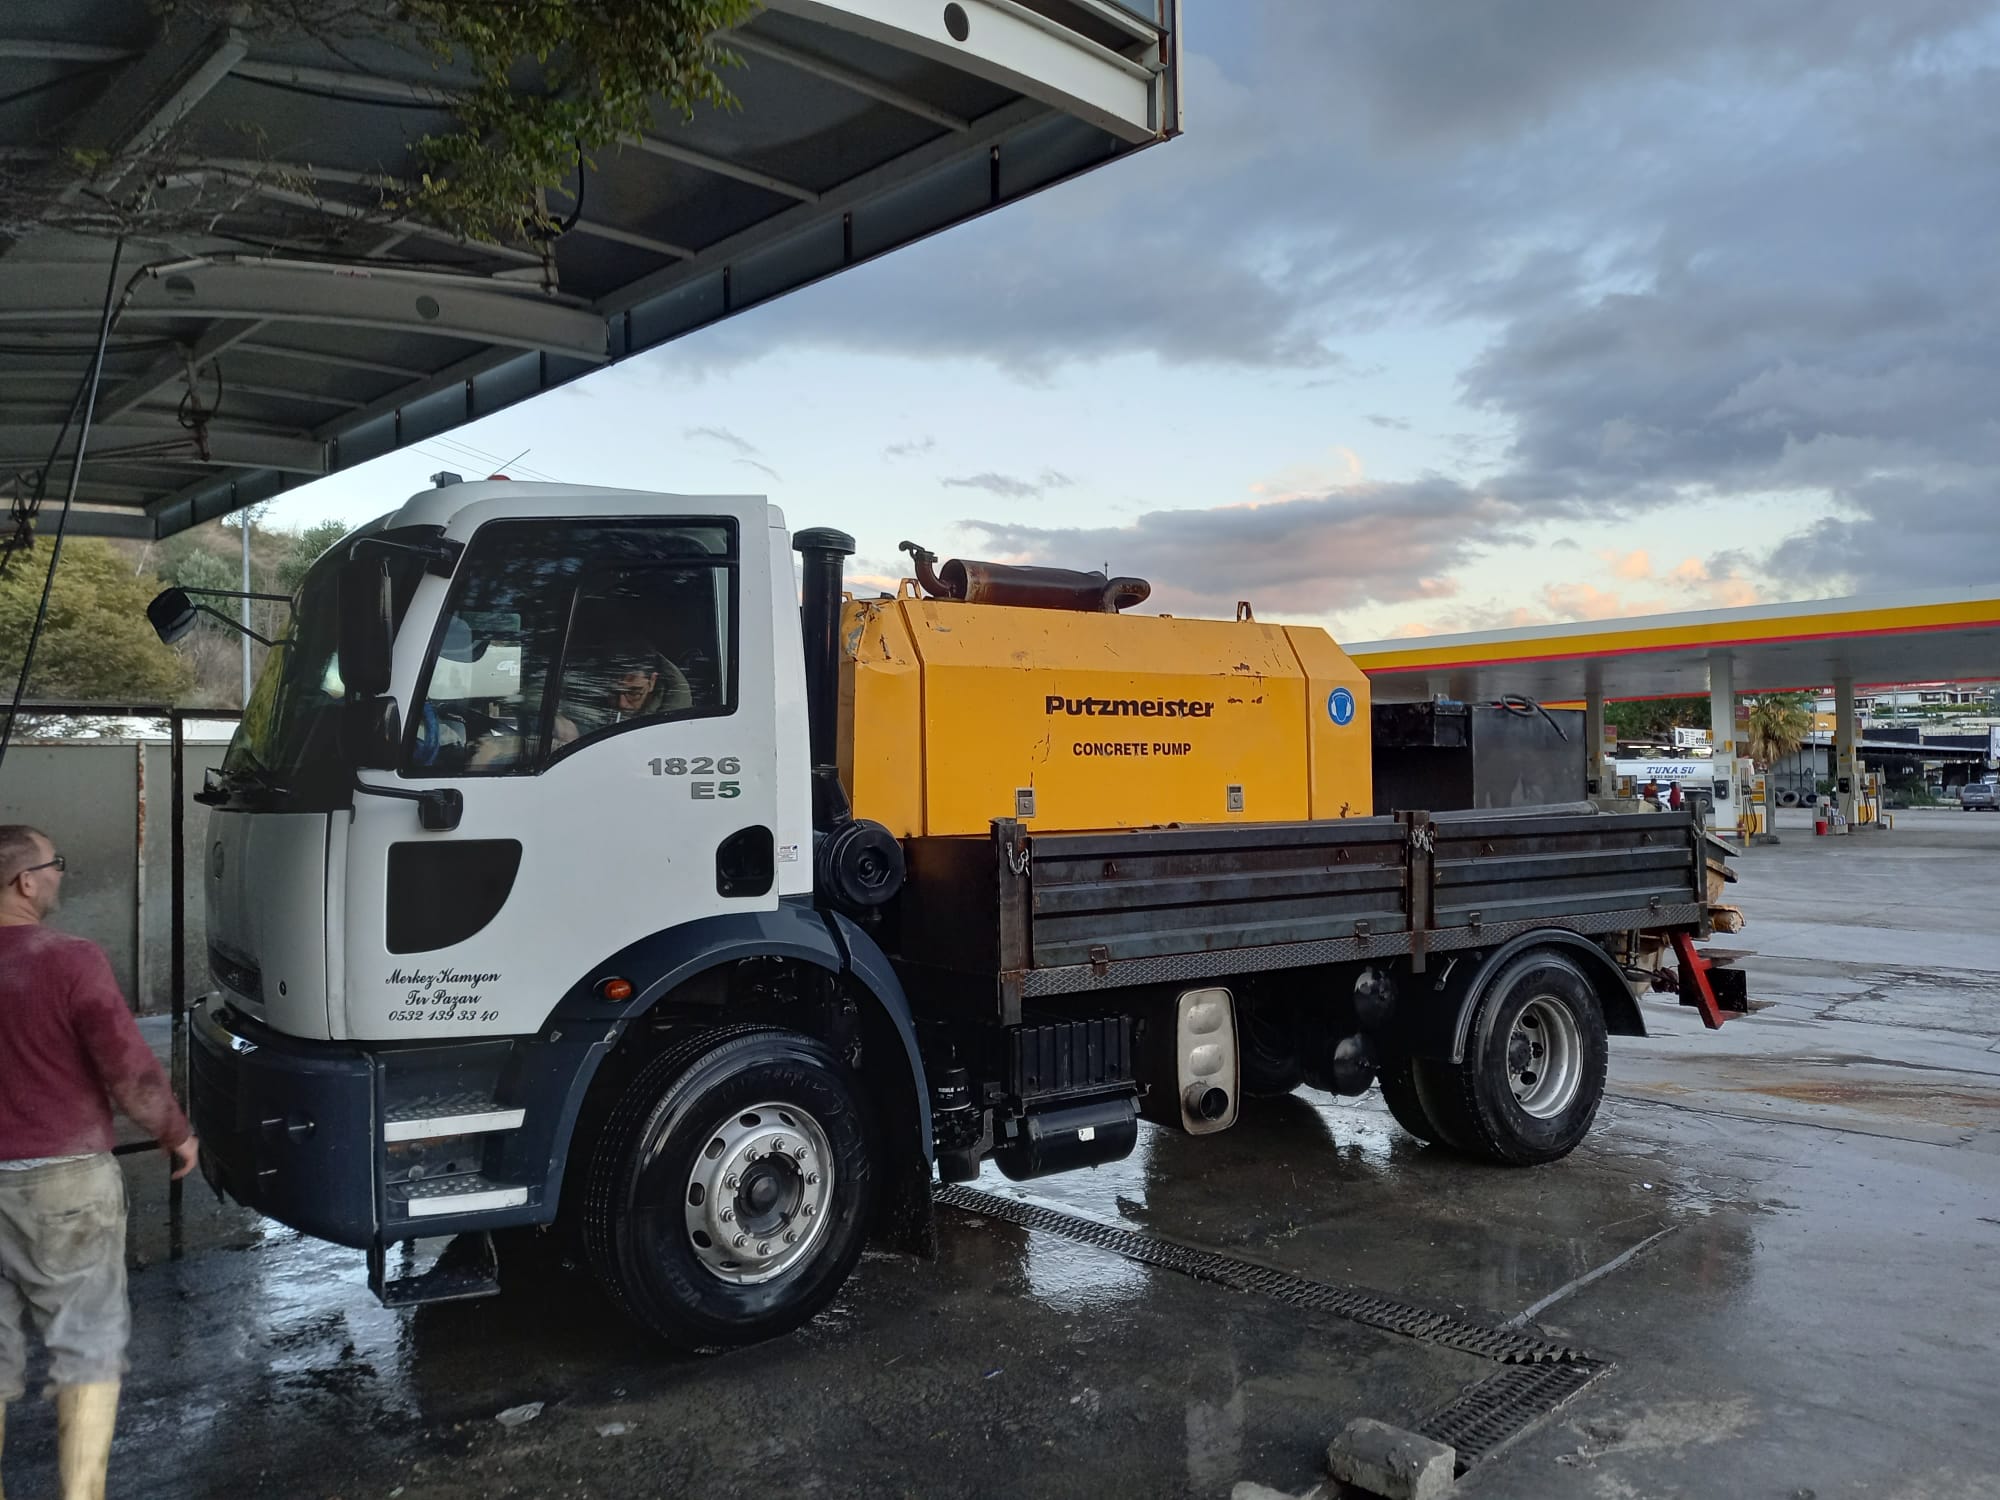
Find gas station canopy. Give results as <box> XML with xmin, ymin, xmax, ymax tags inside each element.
<box><xmin>0</xmin><ymin>0</ymin><xmax>1180</xmax><ymax>541</ymax></box>
<box><xmin>1347</xmin><ymin>589</ymin><xmax>2000</xmax><ymax>704</ymax></box>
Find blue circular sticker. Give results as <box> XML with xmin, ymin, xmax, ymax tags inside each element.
<box><xmin>1328</xmin><ymin>687</ymin><xmax>1356</xmax><ymax>726</ymax></box>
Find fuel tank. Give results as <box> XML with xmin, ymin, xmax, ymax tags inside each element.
<box><xmin>837</xmin><ymin>592</ymin><xmax>1372</xmax><ymax>837</ymax></box>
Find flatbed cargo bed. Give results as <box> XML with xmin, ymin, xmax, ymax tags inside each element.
<box><xmin>895</xmin><ymin>805</ymin><xmax>1708</xmax><ymax>1019</ymax></box>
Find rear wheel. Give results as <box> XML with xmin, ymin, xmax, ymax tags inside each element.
<box><xmin>1238</xmin><ymin>999</ymin><xmax>1306</xmax><ymax>1098</ymax></box>
<box><xmin>581</xmin><ymin>1027</ymin><xmax>875</xmax><ymax>1349</ymax></box>
<box><xmin>1376</xmin><ymin>1055</ymin><xmax>1441</xmax><ymax>1143</ymax></box>
<box><xmin>1420</xmin><ymin>952</ymin><xmax>1608</xmax><ymax>1166</ymax></box>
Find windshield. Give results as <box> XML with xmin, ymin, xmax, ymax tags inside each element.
<box><xmin>220</xmin><ymin>523</ymin><xmax>433</xmax><ymax>806</ymax></box>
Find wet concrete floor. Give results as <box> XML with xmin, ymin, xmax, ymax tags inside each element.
<box><xmin>6</xmin><ymin>808</ymin><xmax>1999</xmax><ymax>1498</ymax></box>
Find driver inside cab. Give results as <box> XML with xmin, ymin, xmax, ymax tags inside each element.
<box><xmin>552</xmin><ymin>644</ymin><xmax>693</xmax><ymax>746</ymax></box>
<box><xmin>468</xmin><ymin>640</ymin><xmax>691</xmax><ymax>770</ymax></box>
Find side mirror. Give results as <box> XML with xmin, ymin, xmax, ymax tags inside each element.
<box><xmin>146</xmin><ymin>588</ymin><xmax>199</xmax><ymax>646</ymax></box>
<box><xmin>342</xmin><ymin>697</ymin><xmax>402</xmax><ymax>771</ymax></box>
<box><xmin>338</xmin><ymin>556</ymin><xmax>393</xmax><ymax>698</ymax></box>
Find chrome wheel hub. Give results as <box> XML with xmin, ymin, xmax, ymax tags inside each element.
<box><xmin>1505</xmin><ymin>996</ymin><xmax>1583</xmax><ymax>1119</ymax></box>
<box><xmin>683</xmin><ymin>1101</ymin><xmax>834</xmax><ymax>1284</ymax></box>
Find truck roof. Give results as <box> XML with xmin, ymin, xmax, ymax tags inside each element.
<box><xmin>384</xmin><ymin>483</ymin><xmax>781</xmax><ymax>535</ymax></box>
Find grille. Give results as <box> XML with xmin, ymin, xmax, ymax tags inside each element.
<box><xmin>934</xmin><ymin>1184</ymin><xmax>1613</xmax><ymax>1471</ymax></box>
<box><xmin>1419</xmin><ymin>1361</ymin><xmax>1611</xmax><ymax>1468</ymax></box>
<box><xmin>935</xmin><ymin>1185</ymin><xmax>1585</xmax><ymax>1366</ymax></box>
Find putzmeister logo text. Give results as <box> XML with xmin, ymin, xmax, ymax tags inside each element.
<box><xmin>1044</xmin><ymin>694</ymin><xmax>1215</xmax><ymax>719</ymax></box>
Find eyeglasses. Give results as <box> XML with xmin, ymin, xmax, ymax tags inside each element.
<box><xmin>19</xmin><ymin>853</ymin><xmax>65</xmax><ymax>875</ymax></box>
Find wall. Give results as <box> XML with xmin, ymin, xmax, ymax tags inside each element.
<box><xmin>1</xmin><ymin>736</ymin><xmax>230</xmax><ymax>1013</ymax></box>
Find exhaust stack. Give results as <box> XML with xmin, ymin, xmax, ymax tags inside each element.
<box><xmin>793</xmin><ymin>527</ymin><xmax>855</xmax><ymax>831</ymax></box>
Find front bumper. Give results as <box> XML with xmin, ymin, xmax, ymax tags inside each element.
<box><xmin>191</xmin><ymin>996</ymin><xmax>378</xmax><ymax>1248</ymax></box>
<box><xmin>191</xmin><ymin>996</ymin><xmax>603</xmax><ymax>1251</ymax></box>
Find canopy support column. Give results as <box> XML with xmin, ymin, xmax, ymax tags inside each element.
<box><xmin>1835</xmin><ymin>674</ymin><xmax>1859</xmax><ymax>828</ymax></box>
<box><xmin>1585</xmin><ymin>681</ymin><xmax>1610</xmax><ymax>799</ymax></box>
<box><xmin>1708</xmin><ymin>652</ymin><xmax>1736</xmax><ymax>833</ymax></box>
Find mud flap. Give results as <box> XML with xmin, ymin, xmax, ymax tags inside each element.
<box><xmin>871</xmin><ymin>1153</ymin><xmax>940</xmax><ymax>1260</ymax></box>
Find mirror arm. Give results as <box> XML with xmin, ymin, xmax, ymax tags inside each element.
<box><xmin>192</xmin><ymin>602</ymin><xmax>280</xmax><ymax>648</ymax></box>
<box><xmin>353</xmin><ymin>780</ymin><xmax>463</xmax><ymax>831</ymax></box>
<box><xmin>178</xmin><ymin>585</ymin><xmax>297</xmax><ymax>615</ymax></box>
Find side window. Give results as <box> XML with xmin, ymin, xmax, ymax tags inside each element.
<box><xmin>405</xmin><ymin>520</ymin><xmax>736</xmax><ymax>776</ymax></box>
<box><xmin>549</xmin><ymin>557</ymin><xmax>735</xmax><ymax>761</ymax></box>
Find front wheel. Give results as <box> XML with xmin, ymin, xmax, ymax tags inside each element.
<box><xmin>1418</xmin><ymin>951</ymin><xmax>1609</xmax><ymax>1166</ymax></box>
<box><xmin>581</xmin><ymin>1028</ymin><xmax>876</xmax><ymax>1349</ymax></box>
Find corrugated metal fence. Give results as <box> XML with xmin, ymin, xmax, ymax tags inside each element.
<box><xmin>2</xmin><ymin>705</ymin><xmax>241</xmax><ymax>1256</ymax></box>
<box><xmin>0</xmin><ymin>706</ymin><xmax>236</xmax><ymax>1015</ymax></box>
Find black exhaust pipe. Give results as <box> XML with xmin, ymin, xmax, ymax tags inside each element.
<box><xmin>793</xmin><ymin>527</ymin><xmax>855</xmax><ymax>831</ymax></box>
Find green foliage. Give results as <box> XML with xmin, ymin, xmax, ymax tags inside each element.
<box><xmin>397</xmin><ymin>0</ymin><xmax>757</xmax><ymax>242</ymax></box>
<box><xmin>1603</xmin><ymin>696</ymin><xmax>1710</xmax><ymax>741</ymax></box>
<box><xmin>1892</xmin><ymin>776</ymin><xmax>1939</xmax><ymax>807</ymax></box>
<box><xmin>171</xmin><ymin>548</ymin><xmax>239</xmax><ymax>596</ymax></box>
<box><xmin>0</xmin><ymin>539</ymin><xmax>194</xmax><ymax>704</ymax></box>
<box><xmin>1746</xmin><ymin>691</ymin><xmax>1815</xmax><ymax>765</ymax></box>
<box><xmin>277</xmin><ymin>520</ymin><xmax>351</xmax><ymax>596</ymax></box>
<box><xmin>150</xmin><ymin>0</ymin><xmax>757</xmax><ymax>245</ymax></box>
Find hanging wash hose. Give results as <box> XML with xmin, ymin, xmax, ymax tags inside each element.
<box><xmin>0</xmin><ymin>238</ymin><xmax>127</xmax><ymax>774</ymax></box>
<box><xmin>1495</xmin><ymin>692</ymin><xmax>1571</xmax><ymax>742</ymax></box>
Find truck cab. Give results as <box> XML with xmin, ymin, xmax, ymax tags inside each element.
<box><xmin>193</xmin><ymin>483</ymin><xmax>932</xmax><ymax>1340</ymax></box>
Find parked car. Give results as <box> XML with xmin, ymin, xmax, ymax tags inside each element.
<box><xmin>1960</xmin><ymin>778</ymin><xmax>1999</xmax><ymax>812</ymax></box>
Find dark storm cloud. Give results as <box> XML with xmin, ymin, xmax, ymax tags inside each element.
<box><xmin>689</xmin><ymin>1</ymin><xmax>2000</xmax><ymax>596</ymax></box>
<box><xmin>1769</xmin><ymin>477</ymin><xmax>2000</xmax><ymax>594</ymax></box>
<box><xmin>961</xmin><ymin>477</ymin><xmax>1525</xmax><ymax>618</ymax></box>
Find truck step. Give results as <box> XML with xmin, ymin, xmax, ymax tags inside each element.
<box><xmin>383</xmin><ymin>1092</ymin><xmax>525</xmax><ymax>1142</ymax></box>
<box><xmin>368</xmin><ymin>1232</ymin><xmax>502</xmax><ymax>1308</ymax></box>
<box><xmin>388</xmin><ymin>1173</ymin><xmax>530</xmax><ymax>1218</ymax></box>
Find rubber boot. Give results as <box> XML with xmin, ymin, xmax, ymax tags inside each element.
<box><xmin>55</xmin><ymin>1381</ymin><xmax>118</xmax><ymax>1500</ymax></box>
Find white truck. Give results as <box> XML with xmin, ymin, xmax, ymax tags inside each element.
<box><xmin>175</xmin><ymin>480</ymin><xmax>1724</xmax><ymax>1347</ymax></box>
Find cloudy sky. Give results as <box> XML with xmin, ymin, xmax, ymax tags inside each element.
<box><xmin>264</xmin><ymin>0</ymin><xmax>2000</xmax><ymax>644</ymax></box>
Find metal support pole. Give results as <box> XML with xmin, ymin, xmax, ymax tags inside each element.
<box><xmin>133</xmin><ymin>741</ymin><xmax>146</xmax><ymax>1014</ymax></box>
<box><xmin>1708</xmin><ymin>651</ymin><xmax>1737</xmax><ymax>834</ymax></box>
<box><xmin>1584</xmin><ymin>681</ymin><xmax>1609</xmax><ymax>798</ymax></box>
<box><xmin>169</xmin><ymin>709</ymin><xmax>185</xmax><ymax>1259</ymax></box>
<box><xmin>239</xmin><ymin>515</ymin><xmax>252</xmax><ymax>704</ymax></box>
<box><xmin>1835</xmin><ymin>675</ymin><xmax>1859</xmax><ymax>829</ymax></box>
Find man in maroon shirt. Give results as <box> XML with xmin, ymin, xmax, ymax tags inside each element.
<box><xmin>0</xmin><ymin>824</ymin><xmax>197</xmax><ymax>1500</ymax></box>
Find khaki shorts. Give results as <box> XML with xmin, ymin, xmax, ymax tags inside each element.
<box><xmin>0</xmin><ymin>1154</ymin><xmax>130</xmax><ymax>1397</ymax></box>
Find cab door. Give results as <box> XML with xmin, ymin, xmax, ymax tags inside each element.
<box><xmin>339</xmin><ymin>503</ymin><xmax>779</xmax><ymax>1041</ymax></box>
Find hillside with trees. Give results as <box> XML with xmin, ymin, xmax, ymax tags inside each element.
<box><xmin>2</xmin><ymin>513</ymin><xmax>349</xmax><ymax>710</ymax></box>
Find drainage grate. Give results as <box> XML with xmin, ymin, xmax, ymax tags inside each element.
<box><xmin>1418</xmin><ymin>1359</ymin><xmax>1611</xmax><ymax>1469</ymax></box>
<box><xmin>936</xmin><ymin>1184</ymin><xmax>1590</xmax><ymax>1367</ymax></box>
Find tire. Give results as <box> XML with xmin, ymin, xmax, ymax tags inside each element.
<box><xmin>581</xmin><ymin>1027</ymin><xmax>876</xmax><ymax>1350</ymax></box>
<box><xmin>1376</xmin><ymin>1055</ymin><xmax>1440</xmax><ymax>1143</ymax></box>
<box><xmin>1238</xmin><ymin>1001</ymin><xmax>1306</xmax><ymax>1098</ymax></box>
<box><xmin>1421</xmin><ymin>951</ymin><xmax>1609</xmax><ymax>1166</ymax></box>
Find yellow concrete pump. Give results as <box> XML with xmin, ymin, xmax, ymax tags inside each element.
<box><xmin>839</xmin><ymin>543</ymin><xmax>1375</xmax><ymax>837</ymax></box>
